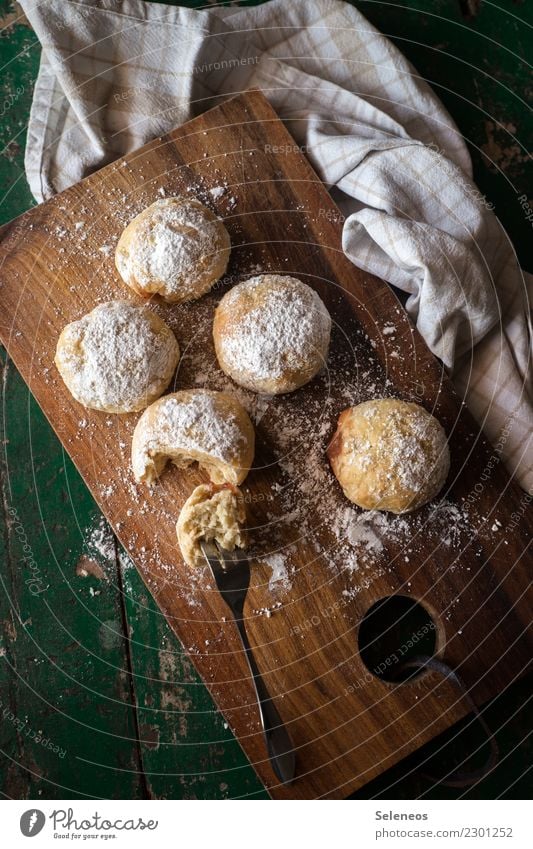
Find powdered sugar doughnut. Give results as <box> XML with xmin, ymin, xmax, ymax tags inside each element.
<box><xmin>327</xmin><ymin>399</ymin><xmax>450</xmax><ymax>514</ymax></box>
<box><xmin>115</xmin><ymin>197</ymin><xmax>230</xmax><ymax>303</ymax></box>
<box><xmin>55</xmin><ymin>301</ymin><xmax>180</xmax><ymax>413</ymax></box>
<box><xmin>131</xmin><ymin>389</ymin><xmax>255</xmax><ymax>486</ymax></box>
<box><xmin>213</xmin><ymin>274</ymin><xmax>331</xmax><ymax>395</ymax></box>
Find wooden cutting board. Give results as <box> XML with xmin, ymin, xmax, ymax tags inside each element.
<box><xmin>0</xmin><ymin>90</ymin><xmax>530</xmax><ymax>799</ymax></box>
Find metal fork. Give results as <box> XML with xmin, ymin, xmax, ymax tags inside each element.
<box><xmin>201</xmin><ymin>540</ymin><xmax>296</xmax><ymax>785</ymax></box>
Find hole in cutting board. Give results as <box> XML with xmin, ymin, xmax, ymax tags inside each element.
<box><xmin>358</xmin><ymin>595</ymin><xmax>437</xmax><ymax>683</ymax></box>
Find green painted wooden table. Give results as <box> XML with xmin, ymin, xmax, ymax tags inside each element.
<box><xmin>0</xmin><ymin>0</ymin><xmax>531</xmax><ymax>800</ymax></box>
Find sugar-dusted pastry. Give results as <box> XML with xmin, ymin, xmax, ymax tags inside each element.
<box><xmin>55</xmin><ymin>300</ymin><xmax>180</xmax><ymax>413</ymax></box>
<box><xmin>176</xmin><ymin>482</ymin><xmax>247</xmax><ymax>567</ymax></box>
<box><xmin>115</xmin><ymin>197</ymin><xmax>230</xmax><ymax>303</ymax></box>
<box><xmin>131</xmin><ymin>389</ymin><xmax>255</xmax><ymax>486</ymax></box>
<box><xmin>327</xmin><ymin>399</ymin><xmax>450</xmax><ymax>514</ymax></box>
<box><xmin>213</xmin><ymin>274</ymin><xmax>331</xmax><ymax>395</ymax></box>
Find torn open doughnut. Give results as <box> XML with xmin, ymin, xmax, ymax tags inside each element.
<box><xmin>131</xmin><ymin>389</ymin><xmax>255</xmax><ymax>486</ymax></box>
<box><xmin>115</xmin><ymin>197</ymin><xmax>231</xmax><ymax>303</ymax></box>
<box><xmin>176</xmin><ymin>483</ymin><xmax>247</xmax><ymax>568</ymax></box>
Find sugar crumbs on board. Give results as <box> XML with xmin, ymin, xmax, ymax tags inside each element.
<box><xmin>160</xmin><ymin>304</ymin><xmax>477</xmax><ymax>606</ymax></box>
<box><xmin>57</xmin><ymin>194</ymin><xmax>476</xmax><ymax>612</ymax></box>
<box><xmin>83</xmin><ymin>515</ymin><xmax>116</xmax><ymax>563</ymax></box>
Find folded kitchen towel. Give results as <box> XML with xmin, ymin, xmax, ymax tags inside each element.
<box><xmin>19</xmin><ymin>0</ymin><xmax>532</xmax><ymax>490</ymax></box>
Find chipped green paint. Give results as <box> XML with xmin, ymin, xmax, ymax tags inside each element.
<box><xmin>0</xmin><ymin>352</ymin><xmax>145</xmax><ymax>799</ymax></box>
<box><xmin>1</xmin><ymin>0</ymin><xmax>531</xmax><ymax>799</ymax></box>
<box><xmin>120</xmin><ymin>556</ymin><xmax>267</xmax><ymax>799</ymax></box>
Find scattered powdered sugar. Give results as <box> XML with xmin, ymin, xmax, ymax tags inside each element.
<box><xmin>209</xmin><ymin>186</ymin><xmax>226</xmax><ymax>200</ymax></box>
<box><xmin>218</xmin><ymin>275</ymin><xmax>331</xmax><ymax>381</ymax></box>
<box><xmin>264</xmin><ymin>404</ymin><xmax>391</xmax><ymax>590</ymax></box>
<box><xmin>427</xmin><ymin>499</ymin><xmax>471</xmax><ymax>548</ymax></box>
<box><xmin>252</xmin><ymin>601</ymin><xmax>283</xmax><ymax>618</ymax></box>
<box><xmin>56</xmin><ymin>301</ymin><xmax>179</xmax><ymax>412</ymax></box>
<box><xmin>264</xmin><ymin>553</ymin><xmax>293</xmax><ymax>592</ymax></box>
<box><xmin>334</xmin><ymin>508</ymin><xmax>384</xmax><ymax>555</ymax></box>
<box><xmin>84</xmin><ymin>516</ymin><xmax>115</xmax><ymax>562</ymax></box>
<box><xmin>118</xmin><ymin>550</ymin><xmax>135</xmax><ymax>571</ymax></box>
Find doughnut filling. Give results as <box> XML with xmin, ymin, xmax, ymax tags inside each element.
<box><xmin>176</xmin><ymin>483</ymin><xmax>247</xmax><ymax>567</ymax></box>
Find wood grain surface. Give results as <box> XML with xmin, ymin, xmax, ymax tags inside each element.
<box><xmin>0</xmin><ymin>90</ymin><xmax>530</xmax><ymax>799</ymax></box>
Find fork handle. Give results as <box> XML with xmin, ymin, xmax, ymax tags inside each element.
<box><xmin>235</xmin><ymin>617</ymin><xmax>296</xmax><ymax>785</ymax></box>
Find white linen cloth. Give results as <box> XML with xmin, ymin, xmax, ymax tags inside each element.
<box><xmin>19</xmin><ymin>0</ymin><xmax>532</xmax><ymax>490</ymax></box>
